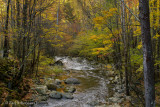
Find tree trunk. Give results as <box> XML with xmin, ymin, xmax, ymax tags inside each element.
<box><xmin>16</xmin><ymin>0</ymin><xmax>22</xmax><ymax>59</ymax></box>
<box><xmin>17</xmin><ymin>0</ymin><xmax>28</xmax><ymax>80</ymax></box>
<box><xmin>121</xmin><ymin>0</ymin><xmax>129</xmax><ymax>96</ymax></box>
<box><xmin>156</xmin><ymin>0</ymin><xmax>160</xmax><ymax>78</ymax></box>
<box><xmin>3</xmin><ymin>0</ymin><xmax>11</xmax><ymax>58</ymax></box>
<box><xmin>139</xmin><ymin>0</ymin><xmax>155</xmax><ymax>106</ymax></box>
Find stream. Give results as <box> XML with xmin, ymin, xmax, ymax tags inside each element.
<box><xmin>35</xmin><ymin>56</ymin><xmax>111</xmax><ymax>107</ymax></box>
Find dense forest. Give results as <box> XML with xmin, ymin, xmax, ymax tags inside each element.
<box><xmin>0</xmin><ymin>0</ymin><xmax>159</xmax><ymax>107</ymax></box>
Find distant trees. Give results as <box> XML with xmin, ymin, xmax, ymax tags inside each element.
<box><xmin>0</xmin><ymin>0</ymin><xmax>56</xmax><ymax>81</ymax></box>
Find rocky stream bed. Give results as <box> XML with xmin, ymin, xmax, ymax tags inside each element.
<box><xmin>28</xmin><ymin>57</ymin><xmax>132</xmax><ymax>107</ymax></box>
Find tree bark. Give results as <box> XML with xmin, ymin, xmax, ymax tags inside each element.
<box><xmin>17</xmin><ymin>0</ymin><xmax>28</xmax><ymax>80</ymax></box>
<box><xmin>16</xmin><ymin>0</ymin><xmax>22</xmax><ymax>59</ymax></box>
<box><xmin>139</xmin><ymin>0</ymin><xmax>155</xmax><ymax>106</ymax></box>
<box><xmin>121</xmin><ymin>0</ymin><xmax>129</xmax><ymax>96</ymax></box>
<box><xmin>3</xmin><ymin>0</ymin><xmax>11</xmax><ymax>58</ymax></box>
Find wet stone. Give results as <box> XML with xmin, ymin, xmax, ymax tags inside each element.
<box><xmin>35</xmin><ymin>85</ymin><xmax>48</xmax><ymax>95</ymax></box>
<box><xmin>64</xmin><ymin>86</ymin><xmax>76</xmax><ymax>93</ymax></box>
<box><xmin>109</xmin><ymin>77</ymin><xmax>114</xmax><ymax>81</ymax></box>
<box><xmin>53</xmin><ymin>60</ymin><xmax>63</xmax><ymax>66</ymax></box>
<box><xmin>95</xmin><ymin>105</ymin><xmax>107</xmax><ymax>107</ymax></box>
<box><xmin>38</xmin><ymin>96</ymin><xmax>48</xmax><ymax>101</ymax></box>
<box><xmin>125</xmin><ymin>96</ymin><xmax>131</xmax><ymax>101</ymax></box>
<box><xmin>46</xmin><ymin>83</ymin><xmax>57</xmax><ymax>91</ymax></box>
<box><xmin>62</xmin><ymin>93</ymin><xmax>74</xmax><ymax>99</ymax></box>
<box><xmin>55</xmin><ymin>79</ymin><xmax>62</xmax><ymax>85</ymax></box>
<box><xmin>37</xmin><ymin>101</ymin><xmax>48</xmax><ymax>106</ymax></box>
<box><xmin>108</xmin><ymin>103</ymin><xmax>121</xmax><ymax>107</ymax></box>
<box><xmin>108</xmin><ymin>97</ymin><xmax>121</xmax><ymax>103</ymax></box>
<box><xmin>49</xmin><ymin>91</ymin><xmax>62</xmax><ymax>99</ymax></box>
<box><xmin>87</xmin><ymin>100</ymin><xmax>99</xmax><ymax>106</ymax></box>
<box><xmin>113</xmin><ymin>93</ymin><xmax>124</xmax><ymax>98</ymax></box>
<box><xmin>64</xmin><ymin>78</ymin><xmax>80</xmax><ymax>84</ymax></box>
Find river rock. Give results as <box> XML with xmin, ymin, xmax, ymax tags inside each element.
<box><xmin>53</xmin><ymin>60</ymin><xmax>63</xmax><ymax>66</ymax></box>
<box><xmin>46</xmin><ymin>79</ymin><xmax>54</xmax><ymax>84</ymax></box>
<box><xmin>106</xmin><ymin>80</ymin><xmax>110</xmax><ymax>84</ymax></box>
<box><xmin>35</xmin><ymin>85</ymin><xmax>48</xmax><ymax>95</ymax></box>
<box><xmin>113</xmin><ymin>93</ymin><xmax>124</xmax><ymax>98</ymax></box>
<box><xmin>64</xmin><ymin>78</ymin><xmax>80</xmax><ymax>84</ymax></box>
<box><xmin>117</xmin><ymin>89</ymin><xmax>125</xmax><ymax>93</ymax></box>
<box><xmin>35</xmin><ymin>79</ymin><xmax>45</xmax><ymax>85</ymax></box>
<box><xmin>115</xmin><ymin>85</ymin><xmax>121</xmax><ymax>90</ymax></box>
<box><xmin>49</xmin><ymin>91</ymin><xmax>62</xmax><ymax>99</ymax></box>
<box><xmin>64</xmin><ymin>86</ymin><xmax>76</xmax><ymax>93</ymax></box>
<box><xmin>113</xmin><ymin>76</ymin><xmax>119</xmax><ymax>83</ymax></box>
<box><xmin>108</xmin><ymin>103</ymin><xmax>121</xmax><ymax>107</ymax></box>
<box><xmin>117</xmin><ymin>98</ymin><xmax>124</xmax><ymax>103</ymax></box>
<box><xmin>38</xmin><ymin>96</ymin><xmax>48</xmax><ymax>101</ymax></box>
<box><xmin>109</xmin><ymin>77</ymin><xmax>114</xmax><ymax>81</ymax></box>
<box><xmin>62</xmin><ymin>93</ymin><xmax>74</xmax><ymax>99</ymax></box>
<box><xmin>46</xmin><ymin>83</ymin><xmax>57</xmax><ymax>90</ymax></box>
<box><xmin>96</xmin><ymin>104</ymin><xmax>120</xmax><ymax>107</ymax></box>
<box><xmin>95</xmin><ymin>105</ymin><xmax>107</xmax><ymax>107</ymax></box>
<box><xmin>125</xmin><ymin>96</ymin><xmax>131</xmax><ymax>101</ymax></box>
<box><xmin>37</xmin><ymin>101</ymin><xmax>48</xmax><ymax>105</ymax></box>
<box><xmin>87</xmin><ymin>100</ymin><xmax>99</xmax><ymax>106</ymax></box>
<box><xmin>108</xmin><ymin>97</ymin><xmax>120</xmax><ymax>103</ymax></box>
<box><xmin>109</xmin><ymin>97</ymin><xmax>124</xmax><ymax>104</ymax></box>
<box><xmin>55</xmin><ymin>79</ymin><xmax>62</xmax><ymax>85</ymax></box>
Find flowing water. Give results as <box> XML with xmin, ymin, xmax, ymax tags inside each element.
<box><xmin>36</xmin><ymin>56</ymin><xmax>110</xmax><ymax>107</ymax></box>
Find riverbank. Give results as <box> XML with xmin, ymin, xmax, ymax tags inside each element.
<box><xmin>25</xmin><ymin>56</ymin><xmax>133</xmax><ymax>107</ymax></box>
<box><xmin>1</xmin><ymin>56</ymin><xmax>160</xmax><ymax>107</ymax></box>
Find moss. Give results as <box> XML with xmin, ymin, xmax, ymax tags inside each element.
<box><xmin>52</xmin><ymin>66</ymin><xmax>63</xmax><ymax>74</ymax></box>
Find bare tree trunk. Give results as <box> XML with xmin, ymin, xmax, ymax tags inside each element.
<box><xmin>156</xmin><ymin>0</ymin><xmax>160</xmax><ymax>77</ymax></box>
<box><xmin>1</xmin><ymin>8</ymin><xmax>4</xmax><ymax>50</ymax></box>
<box><xmin>114</xmin><ymin>0</ymin><xmax>123</xmax><ymax>86</ymax></box>
<box><xmin>3</xmin><ymin>0</ymin><xmax>11</xmax><ymax>58</ymax></box>
<box><xmin>16</xmin><ymin>0</ymin><xmax>22</xmax><ymax>59</ymax></box>
<box><xmin>17</xmin><ymin>0</ymin><xmax>28</xmax><ymax>80</ymax></box>
<box><xmin>121</xmin><ymin>0</ymin><xmax>129</xmax><ymax>96</ymax></box>
<box><xmin>139</xmin><ymin>0</ymin><xmax>155</xmax><ymax>106</ymax></box>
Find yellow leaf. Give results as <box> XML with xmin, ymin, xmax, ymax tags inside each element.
<box><xmin>153</xmin><ymin>33</ymin><xmax>160</xmax><ymax>39</ymax></box>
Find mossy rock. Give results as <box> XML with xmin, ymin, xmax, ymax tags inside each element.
<box><xmin>49</xmin><ymin>91</ymin><xmax>62</xmax><ymax>99</ymax></box>
<box><xmin>35</xmin><ymin>86</ymin><xmax>48</xmax><ymax>95</ymax></box>
<box><xmin>46</xmin><ymin>83</ymin><xmax>57</xmax><ymax>91</ymax></box>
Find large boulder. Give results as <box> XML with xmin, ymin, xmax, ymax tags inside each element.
<box><xmin>62</xmin><ymin>93</ymin><xmax>74</xmax><ymax>99</ymax></box>
<box><xmin>46</xmin><ymin>83</ymin><xmax>57</xmax><ymax>91</ymax></box>
<box><xmin>35</xmin><ymin>85</ymin><xmax>48</xmax><ymax>95</ymax></box>
<box><xmin>64</xmin><ymin>78</ymin><xmax>80</xmax><ymax>84</ymax></box>
<box><xmin>53</xmin><ymin>60</ymin><xmax>63</xmax><ymax>66</ymax></box>
<box><xmin>49</xmin><ymin>91</ymin><xmax>62</xmax><ymax>99</ymax></box>
<box><xmin>64</xmin><ymin>86</ymin><xmax>76</xmax><ymax>93</ymax></box>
